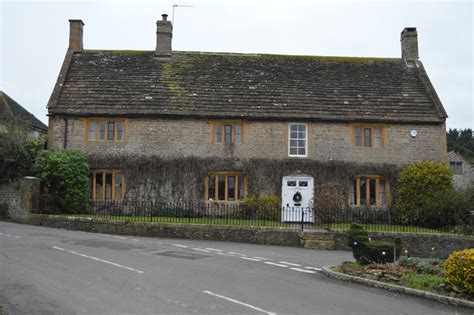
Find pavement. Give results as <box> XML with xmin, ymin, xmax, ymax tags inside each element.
<box><xmin>0</xmin><ymin>221</ymin><xmax>471</xmax><ymax>315</ymax></box>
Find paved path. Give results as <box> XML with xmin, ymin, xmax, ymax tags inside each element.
<box><xmin>0</xmin><ymin>222</ymin><xmax>470</xmax><ymax>314</ymax></box>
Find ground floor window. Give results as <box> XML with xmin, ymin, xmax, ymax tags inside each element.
<box><xmin>350</xmin><ymin>176</ymin><xmax>389</xmax><ymax>207</ymax></box>
<box><xmin>449</xmin><ymin>161</ymin><xmax>463</xmax><ymax>174</ymax></box>
<box><xmin>91</xmin><ymin>170</ymin><xmax>125</xmax><ymax>200</ymax></box>
<box><xmin>205</xmin><ymin>173</ymin><xmax>247</xmax><ymax>202</ymax></box>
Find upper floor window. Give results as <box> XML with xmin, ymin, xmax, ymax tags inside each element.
<box><xmin>350</xmin><ymin>176</ymin><xmax>390</xmax><ymax>207</ymax></box>
<box><xmin>86</xmin><ymin>119</ymin><xmax>127</xmax><ymax>142</ymax></box>
<box><xmin>353</xmin><ymin>126</ymin><xmax>384</xmax><ymax>148</ymax></box>
<box><xmin>91</xmin><ymin>170</ymin><xmax>125</xmax><ymax>200</ymax></box>
<box><xmin>205</xmin><ymin>172</ymin><xmax>247</xmax><ymax>203</ymax></box>
<box><xmin>212</xmin><ymin>121</ymin><xmax>244</xmax><ymax>144</ymax></box>
<box><xmin>450</xmin><ymin>161</ymin><xmax>463</xmax><ymax>174</ymax></box>
<box><xmin>288</xmin><ymin>123</ymin><xmax>308</xmax><ymax>157</ymax></box>
<box><xmin>33</xmin><ymin>130</ymin><xmax>41</xmax><ymax>140</ymax></box>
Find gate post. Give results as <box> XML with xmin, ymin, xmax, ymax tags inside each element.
<box><xmin>301</xmin><ymin>210</ymin><xmax>305</xmax><ymax>231</ymax></box>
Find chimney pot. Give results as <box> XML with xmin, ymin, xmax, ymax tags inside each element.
<box><xmin>69</xmin><ymin>19</ymin><xmax>84</xmax><ymax>52</ymax></box>
<box><xmin>401</xmin><ymin>27</ymin><xmax>419</xmax><ymax>63</ymax></box>
<box><xmin>155</xmin><ymin>13</ymin><xmax>172</xmax><ymax>56</ymax></box>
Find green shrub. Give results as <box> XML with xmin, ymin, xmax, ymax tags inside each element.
<box><xmin>34</xmin><ymin>149</ymin><xmax>90</xmax><ymax>213</ymax></box>
<box><xmin>444</xmin><ymin>248</ymin><xmax>474</xmax><ymax>295</ymax></box>
<box><xmin>395</xmin><ymin>161</ymin><xmax>454</xmax><ymax>228</ymax></box>
<box><xmin>355</xmin><ymin>240</ymin><xmax>402</xmax><ymax>265</ymax></box>
<box><xmin>347</xmin><ymin>223</ymin><xmax>369</xmax><ymax>247</ymax></box>
<box><xmin>348</xmin><ymin>224</ymin><xmax>402</xmax><ymax>265</ymax></box>
<box><xmin>0</xmin><ymin>133</ymin><xmax>41</xmax><ymax>181</ymax></box>
<box><xmin>239</xmin><ymin>195</ymin><xmax>281</xmax><ymax>221</ymax></box>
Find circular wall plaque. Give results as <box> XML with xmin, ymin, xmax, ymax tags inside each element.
<box><xmin>410</xmin><ymin>130</ymin><xmax>418</xmax><ymax>138</ymax></box>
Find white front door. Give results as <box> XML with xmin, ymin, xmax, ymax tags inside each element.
<box><xmin>281</xmin><ymin>175</ymin><xmax>314</xmax><ymax>223</ymax></box>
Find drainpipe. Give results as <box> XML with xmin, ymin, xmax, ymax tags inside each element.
<box><xmin>63</xmin><ymin>117</ymin><xmax>68</xmax><ymax>148</ymax></box>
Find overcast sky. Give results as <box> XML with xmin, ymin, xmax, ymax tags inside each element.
<box><xmin>1</xmin><ymin>0</ymin><xmax>472</xmax><ymax>129</ymax></box>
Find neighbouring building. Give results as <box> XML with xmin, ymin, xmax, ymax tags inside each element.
<box><xmin>0</xmin><ymin>91</ymin><xmax>48</xmax><ymax>140</ymax></box>
<box><xmin>46</xmin><ymin>15</ymin><xmax>448</xmax><ymax>217</ymax></box>
<box><xmin>448</xmin><ymin>151</ymin><xmax>474</xmax><ymax>189</ymax></box>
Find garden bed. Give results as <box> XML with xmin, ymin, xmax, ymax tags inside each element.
<box><xmin>332</xmin><ymin>257</ymin><xmax>473</xmax><ymax>302</ymax></box>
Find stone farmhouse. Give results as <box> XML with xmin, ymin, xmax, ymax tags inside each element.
<box><xmin>47</xmin><ymin>15</ymin><xmax>447</xmax><ymax>211</ymax></box>
<box><xmin>447</xmin><ymin>151</ymin><xmax>474</xmax><ymax>190</ymax></box>
<box><xmin>1</xmin><ymin>91</ymin><xmax>48</xmax><ymax>140</ymax></box>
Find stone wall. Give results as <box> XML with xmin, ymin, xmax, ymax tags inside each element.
<box><xmin>302</xmin><ymin>230</ymin><xmax>474</xmax><ymax>259</ymax></box>
<box><xmin>49</xmin><ymin>116</ymin><xmax>447</xmax><ymax>165</ymax></box>
<box><xmin>12</xmin><ymin>214</ymin><xmax>474</xmax><ymax>258</ymax></box>
<box><xmin>23</xmin><ymin>215</ymin><xmax>301</xmax><ymax>247</ymax></box>
<box><xmin>0</xmin><ymin>177</ymin><xmax>40</xmax><ymax>220</ymax></box>
<box><xmin>47</xmin><ymin>116</ymin><xmax>447</xmax><ymax>203</ymax></box>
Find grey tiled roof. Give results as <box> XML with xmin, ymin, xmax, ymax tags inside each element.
<box><xmin>49</xmin><ymin>50</ymin><xmax>446</xmax><ymax>123</ymax></box>
<box><xmin>0</xmin><ymin>91</ymin><xmax>48</xmax><ymax>130</ymax></box>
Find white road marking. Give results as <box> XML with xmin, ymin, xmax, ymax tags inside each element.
<box><xmin>253</xmin><ymin>257</ymin><xmax>269</xmax><ymax>260</ymax></box>
<box><xmin>192</xmin><ymin>248</ymin><xmax>211</xmax><ymax>253</ymax></box>
<box><xmin>113</xmin><ymin>236</ymin><xmax>127</xmax><ymax>240</ymax></box>
<box><xmin>172</xmin><ymin>244</ymin><xmax>188</xmax><ymax>248</ymax></box>
<box><xmin>227</xmin><ymin>251</ymin><xmax>245</xmax><ymax>256</ymax></box>
<box><xmin>203</xmin><ymin>290</ymin><xmax>276</xmax><ymax>315</ymax></box>
<box><xmin>290</xmin><ymin>267</ymin><xmax>315</xmax><ymax>274</ymax></box>
<box><xmin>264</xmin><ymin>262</ymin><xmax>288</xmax><ymax>268</ymax></box>
<box><xmin>52</xmin><ymin>246</ymin><xmax>144</xmax><ymax>274</ymax></box>
<box><xmin>131</xmin><ymin>239</ymin><xmax>139</xmax><ymax>242</ymax></box>
<box><xmin>1</xmin><ymin>233</ymin><xmax>20</xmax><ymax>239</ymax></box>
<box><xmin>240</xmin><ymin>257</ymin><xmax>261</xmax><ymax>262</ymax></box>
<box><xmin>279</xmin><ymin>261</ymin><xmax>301</xmax><ymax>266</ymax></box>
<box><xmin>305</xmin><ymin>266</ymin><xmax>322</xmax><ymax>271</ymax></box>
<box><xmin>217</xmin><ymin>252</ymin><xmax>235</xmax><ymax>257</ymax></box>
<box><xmin>205</xmin><ymin>248</ymin><xmax>223</xmax><ymax>252</ymax></box>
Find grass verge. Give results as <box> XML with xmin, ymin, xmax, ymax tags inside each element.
<box><xmin>45</xmin><ymin>214</ymin><xmax>455</xmax><ymax>234</ymax></box>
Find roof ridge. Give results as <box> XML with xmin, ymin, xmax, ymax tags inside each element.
<box><xmin>80</xmin><ymin>49</ymin><xmax>400</xmax><ymax>61</ymax></box>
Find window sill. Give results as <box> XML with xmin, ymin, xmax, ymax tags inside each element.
<box><xmin>349</xmin><ymin>204</ymin><xmax>389</xmax><ymax>209</ymax></box>
<box><xmin>206</xmin><ymin>200</ymin><xmax>243</xmax><ymax>205</ymax></box>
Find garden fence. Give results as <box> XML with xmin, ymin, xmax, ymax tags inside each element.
<box><xmin>33</xmin><ymin>197</ymin><xmax>469</xmax><ymax>234</ymax></box>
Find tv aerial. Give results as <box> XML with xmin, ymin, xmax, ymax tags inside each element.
<box><xmin>172</xmin><ymin>4</ymin><xmax>194</xmax><ymax>25</ymax></box>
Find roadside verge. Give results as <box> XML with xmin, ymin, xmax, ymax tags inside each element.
<box><xmin>321</xmin><ymin>265</ymin><xmax>474</xmax><ymax>309</ymax></box>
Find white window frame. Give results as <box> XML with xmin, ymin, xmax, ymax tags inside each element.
<box><xmin>288</xmin><ymin>123</ymin><xmax>308</xmax><ymax>158</ymax></box>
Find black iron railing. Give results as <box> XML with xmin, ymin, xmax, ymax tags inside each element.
<box><xmin>33</xmin><ymin>198</ymin><xmax>467</xmax><ymax>234</ymax></box>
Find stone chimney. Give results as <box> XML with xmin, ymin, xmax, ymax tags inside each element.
<box><xmin>69</xmin><ymin>19</ymin><xmax>84</xmax><ymax>51</ymax></box>
<box><xmin>155</xmin><ymin>14</ymin><xmax>172</xmax><ymax>56</ymax></box>
<box><xmin>401</xmin><ymin>27</ymin><xmax>419</xmax><ymax>63</ymax></box>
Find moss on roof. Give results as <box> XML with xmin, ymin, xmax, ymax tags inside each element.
<box><xmin>83</xmin><ymin>49</ymin><xmax>399</xmax><ymax>63</ymax></box>
<box><xmin>52</xmin><ymin>49</ymin><xmax>442</xmax><ymax>123</ymax></box>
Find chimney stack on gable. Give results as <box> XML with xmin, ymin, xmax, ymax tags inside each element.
<box><xmin>155</xmin><ymin>14</ymin><xmax>173</xmax><ymax>56</ymax></box>
<box><xmin>401</xmin><ymin>27</ymin><xmax>419</xmax><ymax>63</ymax></box>
<box><xmin>69</xmin><ymin>19</ymin><xmax>84</xmax><ymax>51</ymax></box>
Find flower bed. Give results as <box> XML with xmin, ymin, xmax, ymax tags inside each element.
<box><xmin>332</xmin><ymin>257</ymin><xmax>473</xmax><ymax>301</ymax></box>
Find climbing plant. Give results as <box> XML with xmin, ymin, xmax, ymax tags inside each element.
<box><xmin>88</xmin><ymin>154</ymin><xmax>399</xmax><ymax>206</ymax></box>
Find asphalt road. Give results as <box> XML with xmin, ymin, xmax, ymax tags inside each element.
<box><xmin>0</xmin><ymin>222</ymin><xmax>470</xmax><ymax>315</ymax></box>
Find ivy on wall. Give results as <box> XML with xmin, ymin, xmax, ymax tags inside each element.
<box><xmin>88</xmin><ymin>154</ymin><xmax>400</xmax><ymax>205</ymax></box>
